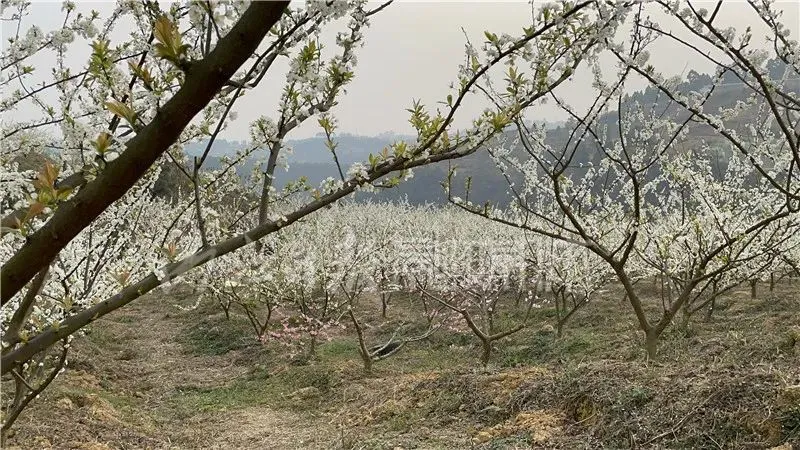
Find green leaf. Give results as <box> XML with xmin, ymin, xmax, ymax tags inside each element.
<box><xmin>128</xmin><ymin>60</ymin><xmax>154</xmax><ymax>88</ymax></box>
<box><xmin>152</xmin><ymin>15</ymin><xmax>188</xmax><ymax>65</ymax></box>
<box><xmin>91</xmin><ymin>131</ymin><xmax>112</xmax><ymax>155</ymax></box>
<box><xmin>88</xmin><ymin>39</ymin><xmax>112</xmax><ymax>79</ymax></box>
<box><xmin>105</xmin><ymin>100</ymin><xmax>137</xmax><ymax>127</ymax></box>
<box><xmin>393</xmin><ymin>141</ymin><xmax>408</xmax><ymax>158</ymax></box>
<box><xmin>153</xmin><ymin>15</ymin><xmax>176</xmax><ymax>51</ymax></box>
<box><xmin>56</xmin><ymin>188</ymin><xmax>73</xmax><ymax>201</ymax></box>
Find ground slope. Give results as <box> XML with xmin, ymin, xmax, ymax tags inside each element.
<box><xmin>5</xmin><ymin>281</ymin><xmax>800</xmax><ymax>449</ymax></box>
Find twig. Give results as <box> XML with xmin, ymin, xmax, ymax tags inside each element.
<box><xmin>9</xmin><ymin>369</ymin><xmax>35</xmax><ymax>392</ymax></box>
<box><xmin>643</xmin><ymin>391</ymin><xmax>717</xmax><ymax>445</ymax></box>
<box><xmin>573</xmin><ymin>410</ymin><xmax>597</xmax><ymax>426</ymax></box>
<box><xmin>704</xmin><ymin>433</ymin><xmax>723</xmax><ymax>450</ymax></box>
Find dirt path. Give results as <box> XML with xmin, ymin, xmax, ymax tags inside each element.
<box><xmin>8</xmin><ymin>289</ymin><xmax>339</xmax><ymax>449</ymax></box>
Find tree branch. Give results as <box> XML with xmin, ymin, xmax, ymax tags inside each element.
<box><xmin>1</xmin><ymin>1</ymin><xmax>290</xmax><ymax>304</ymax></box>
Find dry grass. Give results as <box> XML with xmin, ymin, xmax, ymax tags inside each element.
<box><xmin>4</xmin><ymin>279</ymin><xmax>800</xmax><ymax>449</ymax></box>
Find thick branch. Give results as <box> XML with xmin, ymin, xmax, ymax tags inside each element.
<box><xmin>1</xmin><ymin>1</ymin><xmax>290</xmax><ymax>304</ymax></box>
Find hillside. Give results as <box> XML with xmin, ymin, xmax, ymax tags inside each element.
<box><xmin>175</xmin><ymin>61</ymin><xmax>799</xmax><ymax>207</ymax></box>
<box><xmin>187</xmin><ymin>135</ymin><xmax>518</xmax><ymax>206</ymax></box>
<box><xmin>6</xmin><ymin>279</ymin><xmax>799</xmax><ymax>449</ymax></box>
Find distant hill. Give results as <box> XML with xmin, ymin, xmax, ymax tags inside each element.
<box><xmin>191</xmin><ymin>134</ymin><xmax>516</xmax><ymax>207</ymax></box>
<box><xmin>185</xmin><ymin>133</ymin><xmax>417</xmax><ymax>165</ymax></box>
<box><xmin>169</xmin><ymin>59</ymin><xmax>797</xmax><ymax>206</ymax></box>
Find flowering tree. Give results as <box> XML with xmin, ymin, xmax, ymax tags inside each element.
<box><xmin>0</xmin><ymin>0</ymin><xmax>624</xmax><ymax>437</ymax></box>
<box><xmin>637</xmin><ymin>208</ymin><xmax>798</xmax><ymax>324</ymax></box>
<box><xmin>772</xmin><ymin>230</ymin><xmax>800</xmax><ymax>280</ymax></box>
<box><xmin>450</xmin><ymin>1</ymin><xmax>799</xmax><ymax>359</ymax></box>
<box><xmin>527</xmin><ymin>235</ymin><xmax>611</xmax><ymax>337</ymax></box>
<box><xmin>193</xmin><ymin>202</ymin><xmax>451</xmax><ymax>372</ymax></box>
<box><xmin>341</xmin><ymin>226</ymin><xmax>441</xmax><ymax>374</ymax></box>
<box><xmin>368</xmin><ymin>208</ymin><xmax>404</xmax><ymax>319</ymax></box>
<box><xmin>402</xmin><ymin>208</ymin><xmax>533</xmax><ymax>367</ymax></box>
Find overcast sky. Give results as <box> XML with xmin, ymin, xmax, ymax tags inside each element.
<box><xmin>3</xmin><ymin>1</ymin><xmax>799</xmax><ymax>140</ymax></box>
<box><xmin>230</xmin><ymin>0</ymin><xmax>800</xmax><ymax>140</ymax></box>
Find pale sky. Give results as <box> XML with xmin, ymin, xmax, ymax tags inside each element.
<box><xmin>286</xmin><ymin>0</ymin><xmax>799</xmax><ymax>139</ymax></box>
<box><xmin>3</xmin><ymin>1</ymin><xmax>799</xmax><ymax>140</ymax></box>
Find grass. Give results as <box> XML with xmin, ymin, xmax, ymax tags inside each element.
<box><xmin>168</xmin><ymin>382</ymin><xmax>271</xmax><ymax>417</ymax></box>
<box><xmin>483</xmin><ymin>435</ymin><xmax>534</xmax><ymax>449</ymax></box>
<box><xmin>166</xmin><ymin>361</ymin><xmax>339</xmax><ymax>420</ymax></box>
<box><xmin>315</xmin><ymin>337</ymin><xmax>359</xmax><ymax>360</ymax></box>
<box><xmin>5</xmin><ymin>278</ymin><xmax>800</xmax><ymax>449</ymax></box>
<box><xmin>179</xmin><ymin>314</ymin><xmax>258</xmax><ymax>356</ymax></box>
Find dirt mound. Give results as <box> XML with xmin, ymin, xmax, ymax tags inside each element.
<box><xmin>512</xmin><ymin>361</ymin><xmax>800</xmax><ymax>448</ymax></box>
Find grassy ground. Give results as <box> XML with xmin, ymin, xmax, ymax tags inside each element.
<box><xmin>4</xmin><ymin>280</ymin><xmax>800</xmax><ymax>449</ymax></box>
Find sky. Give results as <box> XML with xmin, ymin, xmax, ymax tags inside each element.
<box><xmin>286</xmin><ymin>0</ymin><xmax>800</xmax><ymax>139</ymax></box>
<box><xmin>3</xmin><ymin>1</ymin><xmax>799</xmax><ymax>140</ymax></box>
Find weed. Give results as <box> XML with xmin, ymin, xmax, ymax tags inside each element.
<box><xmin>179</xmin><ymin>315</ymin><xmax>255</xmax><ymax>356</ymax></box>
<box><xmin>779</xmin><ymin>405</ymin><xmax>800</xmax><ymax>441</ymax></box>
<box><xmin>622</xmin><ymin>386</ymin><xmax>653</xmax><ymax>408</ymax></box>
<box><xmin>318</xmin><ymin>338</ymin><xmax>359</xmax><ymax>360</ymax></box>
<box><xmin>113</xmin><ymin>315</ymin><xmax>136</xmax><ymax>324</ymax></box>
<box><xmin>9</xmin><ymin>281</ymin><xmax>800</xmax><ymax>449</ymax></box>
<box><xmin>482</xmin><ymin>434</ymin><xmax>533</xmax><ymax>449</ymax></box>
<box><xmin>429</xmin><ymin>330</ymin><xmax>474</xmax><ymax>348</ymax></box>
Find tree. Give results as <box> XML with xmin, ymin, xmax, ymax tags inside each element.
<box><xmin>528</xmin><ymin>236</ymin><xmax>611</xmax><ymax>337</ymax></box>
<box><xmin>1</xmin><ymin>1</ymin><xmax>291</xmax><ymax>299</ymax></box>
<box><xmin>406</xmin><ymin>208</ymin><xmax>532</xmax><ymax>367</ymax></box>
<box><xmin>1</xmin><ymin>0</ymin><xmax>616</xmax><ymax>436</ymax></box>
<box><xmin>450</xmin><ymin>1</ymin><xmax>799</xmax><ymax>359</ymax></box>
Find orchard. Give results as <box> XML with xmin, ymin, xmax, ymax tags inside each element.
<box><xmin>1</xmin><ymin>1</ymin><xmax>798</xmax><ymax>447</ymax></box>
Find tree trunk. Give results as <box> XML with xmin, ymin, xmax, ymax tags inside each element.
<box><xmin>645</xmin><ymin>330</ymin><xmax>659</xmax><ymax>360</ymax></box>
<box><xmin>679</xmin><ymin>307</ymin><xmax>691</xmax><ymax>330</ymax></box>
<box><xmin>348</xmin><ymin>309</ymin><xmax>372</xmax><ymax>374</ymax></box>
<box><xmin>554</xmin><ymin>292</ymin><xmax>563</xmax><ymax>329</ymax></box>
<box><xmin>381</xmin><ymin>293</ymin><xmax>388</xmax><ymax>319</ymax></box>
<box><xmin>480</xmin><ymin>338</ymin><xmax>492</xmax><ymax>367</ymax></box>
<box><xmin>362</xmin><ymin>352</ymin><xmax>372</xmax><ymax>374</ymax></box>
<box><xmin>704</xmin><ymin>295</ymin><xmax>716</xmax><ymax>322</ymax></box>
<box><xmin>769</xmin><ymin>273</ymin><xmax>775</xmax><ymax>292</ymax></box>
<box><xmin>307</xmin><ymin>334</ymin><xmax>317</xmax><ymax>359</ymax></box>
<box><xmin>750</xmin><ymin>279</ymin><xmax>757</xmax><ymax>299</ymax></box>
